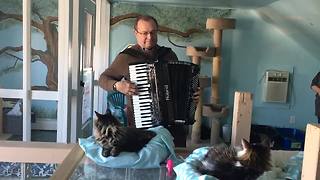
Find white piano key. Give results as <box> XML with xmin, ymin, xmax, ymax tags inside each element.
<box><xmin>135</xmin><ymin>80</ymin><xmax>148</xmax><ymax>85</ymax></box>
<box><xmin>134</xmin><ymin>116</ymin><xmax>152</xmax><ymax>120</ymax></box>
<box><xmin>138</xmin><ymin>91</ymin><xmax>150</xmax><ymax>95</ymax></box>
<box><xmin>133</xmin><ymin>106</ymin><xmax>152</xmax><ymax>110</ymax></box>
<box><xmin>136</xmin><ymin>124</ymin><xmax>153</xmax><ymax>128</ymax></box>
<box><xmin>133</xmin><ymin>107</ymin><xmax>152</xmax><ymax>111</ymax></box>
<box><xmin>135</xmin><ymin>119</ymin><xmax>153</xmax><ymax>124</ymax></box>
<box><xmin>135</xmin><ymin>122</ymin><xmax>153</xmax><ymax>126</ymax></box>
<box><xmin>132</xmin><ymin>102</ymin><xmax>152</xmax><ymax>107</ymax></box>
<box><xmin>133</xmin><ymin>113</ymin><xmax>152</xmax><ymax>117</ymax></box>
<box><xmin>129</xmin><ymin>63</ymin><xmax>148</xmax><ymax>68</ymax></box>
<box><xmin>134</xmin><ymin>109</ymin><xmax>151</xmax><ymax>113</ymax></box>
<box><xmin>132</xmin><ymin>99</ymin><xmax>152</xmax><ymax>104</ymax></box>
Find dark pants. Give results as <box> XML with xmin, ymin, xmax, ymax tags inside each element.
<box><xmin>167</xmin><ymin>125</ymin><xmax>187</xmax><ymax>147</ymax></box>
<box><xmin>318</xmin><ymin>116</ymin><xmax>320</xmax><ymax>123</ymax></box>
<box><xmin>126</xmin><ymin>108</ymin><xmax>187</xmax><ymax>147</ymax></box>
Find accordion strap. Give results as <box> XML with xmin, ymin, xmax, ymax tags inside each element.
<box><xmin>120</xmin><ymin>46</ymin><xmax>171</xmax><ymax>61</ymax></box>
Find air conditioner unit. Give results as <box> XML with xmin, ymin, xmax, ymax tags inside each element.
<box><xmin>262</xmin><ymin>70</ymin><xmax>289</xmax><ymax>103</ymax></box>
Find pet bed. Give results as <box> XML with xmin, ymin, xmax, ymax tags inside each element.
<box><xmin>79</xmin><ymin>126</ymin><xmax>182</xmax><ymax>168</ymax></box>
<box><xmin>174</xmin><ymin>147</ymin><xmax>303</xmax><ymax>180</ymax></box>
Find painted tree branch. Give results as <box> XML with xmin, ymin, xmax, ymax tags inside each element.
<box><xmin>0</xmin><ymin>10</ymin><xmax>43</xmax><ymax>30</ymax></box>
<box><xmin>111</xmin><ymin>13</ymin><xmax>202</xmax><ymax>37</ymax></box>
<box><xmin>158</xmin><ymin>26</ymin><xmax>202</xmax><ymax>38</ymax></box>
<box><xmin>5</xmin><ymin>52</ymin><xmax>42</xmax><ymax>67</ymax></box>
<box><xmin>46</xmin><ymin>16</ymin><xmax>58</xmax><ymax>22</ymax></box>
<box><xmin>0</xmin><ymin>10</ymin><xmax>58</xmax><ymax>90</ymax></box>
<box><xmin>0</xmin><ymin>46</ymin><xmax>23</xmax><ymax>55</ymax></box>
<box><xmin>3</xmin><ymin>52</ymin><xmax>21</xmax><ymax>70</ymax></box>
<box><xmin>0</xmin><ymin>47</ymin><xmax>53</xmax><ymax>90</ymax></box>
<box><xmin>0</xmin><ymin>46</ymin><xmax>46</xmax><ymax>64</ymax></box>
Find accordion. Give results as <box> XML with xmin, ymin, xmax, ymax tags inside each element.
<box><xmin>129</xmin><ymin>61</ymin><xmax>200</xmax><ymax>128</ymax></box>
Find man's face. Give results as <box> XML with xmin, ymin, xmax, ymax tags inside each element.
<box><xmin>134</xmin><ymin>19</ymin><xmax>158</xmax><ymax>50</ymax></box>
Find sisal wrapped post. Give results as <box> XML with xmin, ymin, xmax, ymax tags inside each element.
<box><xmin>206</xmin><ymin>18</ymin><xmax>236</xmax><ymax>145</ymax></box>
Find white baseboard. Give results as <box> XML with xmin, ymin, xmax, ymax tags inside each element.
<box><xmin>31</xmin><ymin>118</ymin><xmax>57</xmax><ymax>131</ymax></box>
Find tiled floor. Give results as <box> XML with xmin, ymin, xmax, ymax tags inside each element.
<box><xmin>0</xmin><ymin>131</ymin><xmax>58</xmax><ymax>178</ymax></box>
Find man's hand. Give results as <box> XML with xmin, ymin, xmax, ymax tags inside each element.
<box><xmin>115</xmin><ymin>79</ymin><xmax>138</xmax><ymax>96</ymax></box>
<box><xmin>192</xmin><ymin>87</ymin><xmax>200</xmax><ymax>104</ymax></box>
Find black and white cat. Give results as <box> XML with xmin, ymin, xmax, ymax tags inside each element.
<box><xmin>94</xmin><ymin>110</ymin><xmax>156</xmax><ymax>157</ymax></box>
<box><xmin>198</xmin><ymin>139</ymin><xmax>271</xmax><ymax>180</ymax></box>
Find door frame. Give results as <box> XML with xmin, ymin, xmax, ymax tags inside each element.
<box><xmin>58</xmin><ymin>0</ymin><xmax>110</xmax><ymax>143</ymax></box>
<box><xmin>0</xmin><ymin>0</ymin><xmax>110</xmax><ymax>143</ymax></box>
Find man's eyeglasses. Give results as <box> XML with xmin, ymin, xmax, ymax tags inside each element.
<box><xmin>135</xmin><ymin>29</ymin><xmax>158</xmax><ymax>36</ymax></box>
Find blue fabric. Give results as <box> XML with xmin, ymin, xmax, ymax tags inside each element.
<box><xmin>79</xmin><ymin>126</ymin><xmax>182</xmax><ymax>168</ymax></box>
<box><xmin>174</xmin><ymin>147</ymin><xmax>304</xmax><ymax>180</ymax></box>
<box><xmin>283</xmin><ymin>151</ymin><xmax>303</xmax><ymax>180</ymax></box>
<box><xmin>174</xmin><ymin>147</ymin><xmax>218</xmax><ymax>180</ymax></box>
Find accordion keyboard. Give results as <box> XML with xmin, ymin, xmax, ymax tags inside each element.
<box><xmin>129</xmin><ymin>63</ymin><xmax>154</xmax><ymax>128</ymax></box>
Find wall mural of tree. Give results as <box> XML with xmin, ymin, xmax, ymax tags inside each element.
<box><xmin>0</xmin><ymin>0</ymin><xmax>58</xmax><ymax>90</ymax></box>
<box><xmin>0</xmin><ymin>1</ymin><xmax>231</xmax><ymax>91</ymax></box>
<box><xmin>111</xmin><ymin>3</ymin><xmax>232</xmax><ymax>40</ymax></box>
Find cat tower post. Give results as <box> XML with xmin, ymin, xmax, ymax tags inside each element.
<box><xmin>301</xmin><ymin>124</ymin><xmax>320</xmax><ymax>179</ymax></box>
<box><xmin>186</xmin><ymin>46</ymin><xmax>213</xmax><ymax>145</ymax></box>
<box><xmin>203</xmin><ymin>18</ymin><xmax>235</xmax><ymax>145</ymax></box>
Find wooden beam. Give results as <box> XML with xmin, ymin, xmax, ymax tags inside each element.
<box><xmin>0</xmin><ymin>141</ymin><xmax>75</xmax><ymax>163</ymax></box>
<box><xmin>301</xmin><ymin>124</ymin><xmax>320</xmax><ymax>180</ymax></box>
<box><xmin>51</xmin><ymin>144</ymin><xmax>84</xmax><ymax>180</ymax></box>
<box><xmin>231</xmin><ymin>92</ymin><xmax>253</xmax><ymax>147</ymax></box>
<box><xmin>206</xmin><ymin>18</ymin><xmax>236</xmax><ymax>30</ymax></box>
<box><xmin>186</xmin><ymin>46</ymin><xmax>215</xmax><ymax>58</ymax></box>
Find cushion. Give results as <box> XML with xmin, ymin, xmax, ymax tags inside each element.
<box><xmin>174</xmin><ymin>147</ymin><xmax>218</xmax><ymax>180</ymax></box>
<box><xmin>79</xmin><ymin>126</ymin><xmax>182</xmax><ymax>168</ymax></box>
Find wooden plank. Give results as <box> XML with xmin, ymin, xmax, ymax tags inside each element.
<box><xmin>231</xmin><ymin>91</ymin><xmax>253</xmax><ymax>147</ymax></box>
<box><xmin>186</xmin><ymin>46</ymin><xmax>215</xmax><ymax>58</ymax></box>
<box><xmin>206</xmin><ymin>18</ymin><xmax>236</xmax><ymax>30</ymax></box>
<box><xmin>301</xmin><ymin>124</ymin><xmax>320</xmax><ymax>180</ymax></box>
<box><xmin>51</xmin><ymin>144</ymin><xmax>85</xmax><ymax>180</ymax></box>
<box><xmin>0</xmin><ymin>141</ymin><xmax>75</xmax><ymax>163</ymax></box>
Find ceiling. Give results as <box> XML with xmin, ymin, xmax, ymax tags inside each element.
<box><xmin>110</xmin><ymin>0</ymin><xmax>279</xmax><ymax>9</ymax></box>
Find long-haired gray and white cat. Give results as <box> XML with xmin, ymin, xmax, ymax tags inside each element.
<box><xmin>198</xmin><ymin>139</ymin><xmax>272</xmax><ymax>180</ymax></box>
<box><xmin>94</xmin><ymin>110</ymin><xmax>156</xmax><ymax>157</ymax></box>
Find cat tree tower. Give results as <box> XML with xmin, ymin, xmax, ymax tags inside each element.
<box><xmin>187</xmin><ymin>18</ymin><xmax>236</xmax><ymax>146</ymax></box>
<box><xmin>186</xmin><ymin>46</ymin><xmax>213</xmax><ymax>145</ymax></box>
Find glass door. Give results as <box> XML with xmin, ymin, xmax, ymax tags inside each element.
<box><xmin>0</xmin><ymin>0</ymin><xmax>59</xmax><ymax>142</ymax></box>
<box><xmin>70</xmin><ymin>0</ymin><xmax>96</xmax><ymax>141</ymax></box>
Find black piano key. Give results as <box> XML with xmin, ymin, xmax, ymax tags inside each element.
<box><xmin>140</xmin><ymin>104</ymin><xmax>151</xmax><ymax>108</ymax></box>
<box><xmin>140</xmin><ymin>107</ymin><xmax>151</xmax><ymax>111</ymax></box>
<box><xmin>139</xmin><ymin>97</ymin><xmax>151</xmax><ymax>100</ymax></box>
